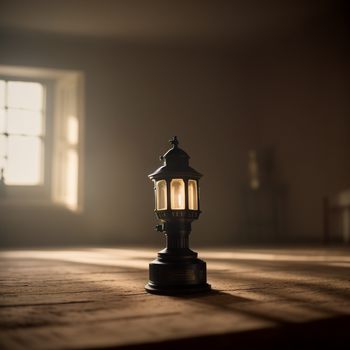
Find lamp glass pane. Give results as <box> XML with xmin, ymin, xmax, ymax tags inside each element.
<box><xmin>188</xmin><ymin>180</ymin><xmax>198</xmax><ymax>210</ymax></box>
<box><xmin>170</xmin><ymin>178</ymin><xmax>185</xmax><ymax>210</ymax></box>
<box><xmin>156</xmin><ymin>180</ymin><xmax>167</xmax><ymax>210</ymax></box>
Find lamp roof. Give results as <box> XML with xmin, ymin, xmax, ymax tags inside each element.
<box><xmin>149</xmin><ymin>136</ymin><xmax>202</xmax><ymax>180</ymax></box>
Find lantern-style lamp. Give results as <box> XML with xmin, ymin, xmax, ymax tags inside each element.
<box><xmin>145</xmin><ymin>136</ymin><xmax>211</xmax><ymax>294</ymax></box>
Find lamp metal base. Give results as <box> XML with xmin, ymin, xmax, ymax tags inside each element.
<box><xmin>145</xmin><ymin>255</ymin><xmax>211</xmax><ymax>295</ymax></box>
<box><xmin>145</xmin><ymin>282</ymin><xmax>211</xmax><ymax>295</ymax></box>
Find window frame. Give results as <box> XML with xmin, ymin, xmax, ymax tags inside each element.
<box><xmin>0</xmin><ymin>75</ymin><xmax>54</xmax><ymax>200</ymax></box>
<box><xmin>0</xmin><ymin>66</ymin><xmax>84</xmax><ymax>212</ymax></box>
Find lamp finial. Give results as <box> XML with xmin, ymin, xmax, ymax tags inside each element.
<box><xmin>169</xmin><ymin>136</ymin><xmax>179</xmax><ymax>148</ymax></box>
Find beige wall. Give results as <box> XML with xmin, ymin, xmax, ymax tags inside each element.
<box><xmin>0</xmin><ymin>30</ymin><xmax>256</xmax><ymax>246</ymax></box>
<box><xmin>0</xmin><ymin>28</ymin><xmax>349</xmax><ymax>247</ymax></box>
<box><xmin>244</xmin><ymin>33</ymin><xmax>350</xmax><ymax>241</ymax></box>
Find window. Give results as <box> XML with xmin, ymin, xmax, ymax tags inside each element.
<box><xmin>0</xmin><ymin>80</ymin><xmax>45</xmax><ymax>185</ymax></box>
<box><xmin>0</xmin><ymin>66</ymin><xmax>84</xmax><ymax>212</ymax></box>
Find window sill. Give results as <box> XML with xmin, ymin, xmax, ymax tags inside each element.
<box><xmin>0</xmin><ymin>198</ymin><xmax>80</xmax><ymax>212</ymax></box>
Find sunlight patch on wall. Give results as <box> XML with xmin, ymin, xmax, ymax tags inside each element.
<box><xmin>52</xmin><ymin>73</ymin><xmax>84</xmax><ymax>212</ymax></box>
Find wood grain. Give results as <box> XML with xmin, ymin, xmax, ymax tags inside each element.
<box><xmin>1</xmin><ymin>247</ymin><xmax>350</xmax><ymax>349</ymax></box>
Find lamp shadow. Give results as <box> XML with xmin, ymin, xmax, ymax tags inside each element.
<box><xmin>169</xmin><ymin>289</ymin><xmax>250</xmax><ymax>305</ymax></box>
<box><xmin>168</xmin><ymin>289</ymin><xmax>290</xmax><ymax>325</ymax></box>
<box><xmin>92</xmin><ymin>313</ymin><xmax>350</xmax><ymax>350</ymax></box>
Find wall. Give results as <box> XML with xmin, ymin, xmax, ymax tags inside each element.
<box><xmin>243</xmin><ymin>24</ymin><xmax>350</xmax><ymax>241</ymax></box>
<box><xmin>0</xmin><ymin>22</ymin><xmax>349</xmax><ymax>247</ymax></box>
<box><xmin>0</xmin><ymin>30</ymin><xmax>257</xmax><ymax>247</ymax></box>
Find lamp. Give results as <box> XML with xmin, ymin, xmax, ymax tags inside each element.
<box><xmin>145</xmin><ymin>136</ymin><xmax>211</xmax><ymax>295</ymax></box>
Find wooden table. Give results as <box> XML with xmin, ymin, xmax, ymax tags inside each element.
<box><xmin>1</xmin><ymin>247</ymin><xmax>350</xmax><ymax>349</ymax></box>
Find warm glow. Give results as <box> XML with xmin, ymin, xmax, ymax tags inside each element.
<box><xmin>171</xmin><ymin>178</ymin><xmax>185</xmax><ymax>209</ymax></box>
<box><xmin>51</xmin><ymin>71</ymin><xmax>83</xmax><ymax>212</ymax></box>
<box><xmin>65</xmin><ymin>149</ymin><xmax>79</xmax><ymax>210</ymax></box>
<box><xmin>67</xmin><ymin>115</ymin><xmax>79</xmax><ymax>145</ymax></box>
<box><xmin>156</xmin><ymin>179</ymin><xmax>167</xmax><ymax>210</ymax></box>
<box><xmin>188</xmin><ymin>179</ymin><xmax>198</xmax><ymax>210</ymax></box>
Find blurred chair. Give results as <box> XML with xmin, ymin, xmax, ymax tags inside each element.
<box><xmin>239</xmin><ymin>148</ymin><xmax>287</xmax><ymax>243</ymax></box>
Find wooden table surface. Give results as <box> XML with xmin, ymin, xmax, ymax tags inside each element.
<box><xmin>1</xmin><ymin>247</ymin><xmax>350</xmax><ymax>349</ymax></box>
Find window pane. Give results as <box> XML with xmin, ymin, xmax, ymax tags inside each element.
<box><xmin>8</xmin><ymin>82</ymin><xmax>44</xmax><ymax>111</ymax></box>
<box><xmin>156</xmin><ymin>180</ymin><xmax>167</xmax><ymax>210</ymax></box>
<box><xmin>188</xmin><ymin>180</ymin><xmax>198</xmax><ymax>210</ymax></box>
<box><xmin>0</xmin><ymin>109</ymin><xmax>5</xmax><ymax>133</ymax></box>
<box><xmin>0</xmin><ymin>156</ymin><xmax>6</xmax><ymax>170</ymax></box>
<box><xmin>0</xmin><ymin>134</ymin><xmax>7</xmax><ymax>157</ymax></box>
<box><xmin>7</xmin><ymin>109</ymin><xmax>42</xmax><ymax>136</ymax></box>
<box><xmin>171</xmin><ymin>179</ymin><xmax>185</xmax><ymax>210</ymax></box>
<box><xmin>0</xmin><ymin>81</ymin><xmax>5</xmax><ymax>108</ymax></box>
<box><xmin>6</xmin><ymin>136</ymin><xmax>42</xmax><ymax>185</ymax></box>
